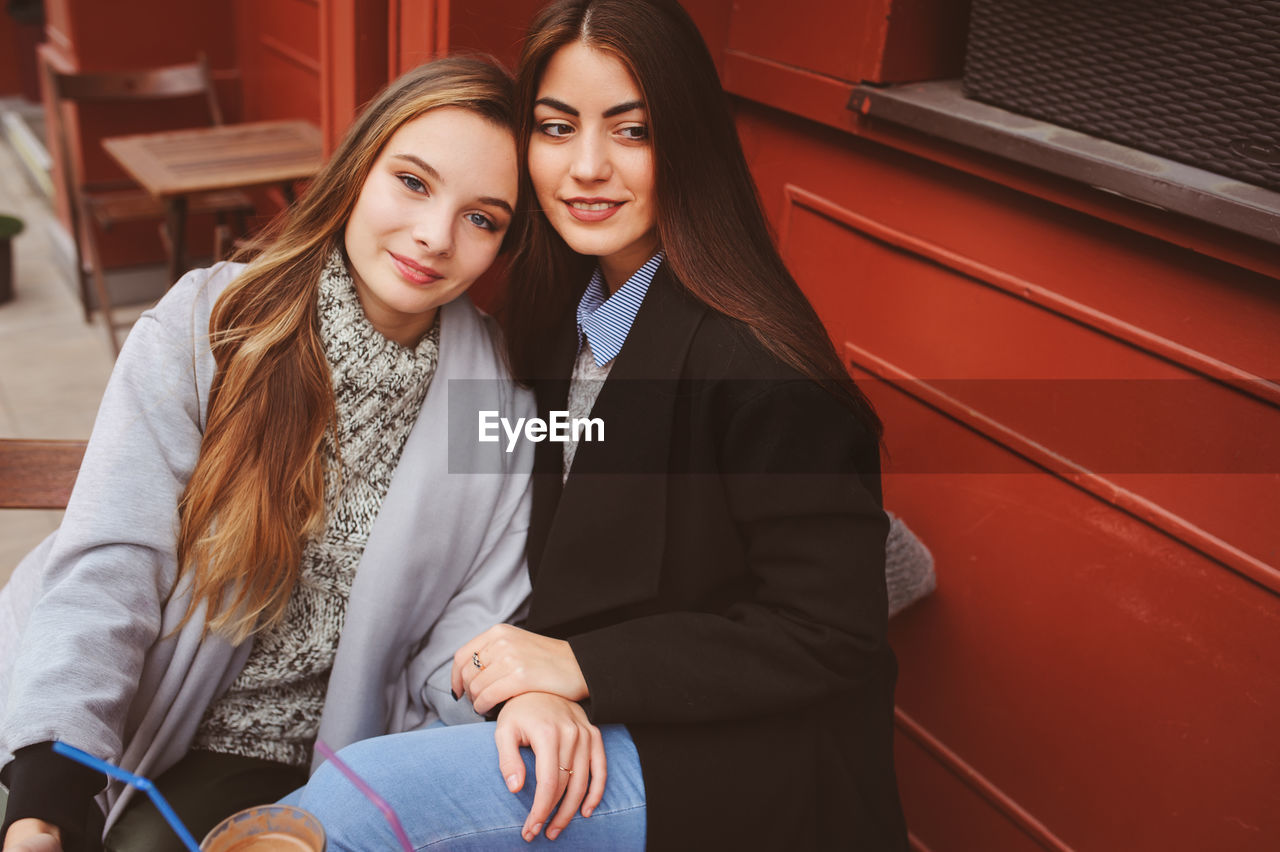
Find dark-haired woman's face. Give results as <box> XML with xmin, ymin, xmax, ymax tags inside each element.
<box><xmin>529</xmin><ymin>41</ymin><xmax>659</xmax><ymax>289</ymax></box>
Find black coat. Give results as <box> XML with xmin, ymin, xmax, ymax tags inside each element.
<box><xmin>524</xmin><ymin>262</ymin><xmax>908</xmax><ymax>850</ymax></box>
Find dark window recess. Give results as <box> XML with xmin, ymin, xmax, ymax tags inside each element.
<box><xmin>962</xmin><ymin>0</ymin><xmax>1280</xmax><ymax>192</ymax></box>
<box><xmin>850</xmin><ymin>0</ymin><xmax>1280</xmax><ymax>244</ymax></box>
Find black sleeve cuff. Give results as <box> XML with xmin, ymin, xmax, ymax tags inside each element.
<box><xmin>2</xmin><ymin>741</ymin><xmax>107</xmax><ymax>852</ymax></box>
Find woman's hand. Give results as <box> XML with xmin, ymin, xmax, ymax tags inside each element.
<box><xmin>495</xmin><ymin>692</ymin><xmax>607</xmax><ymax>842</ymax></box>
<box><xmin>452</xmin><ymin>624</ymin><xmax>589</xmax><ymax>715</ymax></box>
<box><xmin>3</xmin><ymin>819</ymin><xmax>62</xmax><ymax>852</ymax></box>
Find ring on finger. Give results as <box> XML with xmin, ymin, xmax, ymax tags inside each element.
<box><xmin>472</xmin><ymin>651</ymin><xmax>484</xmax><ymax>670</ymax></box>
<box><xmin>559</xmin><ymin>765</ymin><xmax>574</xmax><ymax>775</ymax></box>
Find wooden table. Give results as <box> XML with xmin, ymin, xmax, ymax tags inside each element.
<box><xmin>102</xmin><ymin>120</ymin><xmax>324</xmax><ymax>282</ymax></box>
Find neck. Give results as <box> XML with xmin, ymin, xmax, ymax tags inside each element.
<box><xmin>598</xmin><ymin>236</ymin><xmax>660</xmax><ymax>294</ymax></box>
<box><xmin>367</xmin><ymin>306</ymin><xmax>438</xmax><ymax>348</ymax></box>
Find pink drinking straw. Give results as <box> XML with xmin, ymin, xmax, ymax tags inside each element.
<box><xmin>314</xmin><ymin>739</ymin><xmax>415</xmax><ymax>852</ymax></box>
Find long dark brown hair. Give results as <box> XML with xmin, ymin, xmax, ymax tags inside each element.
<box><xmin>176</xmin><ymin>57</ymin><xmax>515</xmax><ymax>642</ymax></box>
<box><xmin>505</xmin><ymin>0</ymin><xmax>880</xmax><ymax>435</ymax></box>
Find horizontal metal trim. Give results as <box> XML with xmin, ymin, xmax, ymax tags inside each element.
<box><xmin>896</xmin><ymin>707</ymin><xmax>1075</xmax><ymax>852</ymax></box>
<box><xmin>777</xmin><ymin>187</ymin><xmax>1279</xmax><ymax>590</ymax></box>
<box><xmin>848</xmin><ymin>80</ymin><xmax>1280</xmax><ymax>247</ymax></box>
<box><xmin>907</xmin><ymin>831</ymin><xmax>932</xmax><ymax>852</ymax></box>
<box><xmin>259</xmin><ymin>34</ymin><xmax>322</xmax><ymax>74</ymax></box>
<box><xmin>848</xmin><ymin>342</ymin><xmax>1280</xmax><ymax>593</ymax></box>
<box><xmin>722</xmin><ymin>48</ymin><xmax>859</xmax><ymax>134</ymax></box>
<box><xmin>782</xmin><ymin>185</ymin><xmax>1280</xmax><ymax>410</ymax></box>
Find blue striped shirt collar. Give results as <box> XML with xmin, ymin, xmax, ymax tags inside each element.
<box><xmin>575</xmin><ymin>251</ymin><xmax>665</xmax><ymax>366</ymax></box>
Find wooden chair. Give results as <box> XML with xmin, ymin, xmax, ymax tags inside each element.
<box><xmin>0</xmin><ymin>439</ymin><xmax>86</xmax><ymax>509</ymax></box>
<box><xmin>43</xmin><ymin>56</ymin><xmax>254</xmax><ymax>356</ymax></box>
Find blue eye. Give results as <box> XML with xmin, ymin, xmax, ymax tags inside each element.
<box><xmin>398</xmin><ymin>173</ymin><xmax>427</xmax><ymax>193</ymax></box>
<box><xmin>466</xmin><ymin>211</ymin><xmax>497</xmax><ymax>231</ymax></box>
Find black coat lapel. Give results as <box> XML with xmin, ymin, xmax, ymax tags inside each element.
<box><xmin>526</xmin><ymin>263</ymin><xmax>706</xmax><ymax>631</ymax></box>
<box><xmin>527</xmin><ymin>308</ymin><xmax>579</xmax><ymax>578</ymax></box>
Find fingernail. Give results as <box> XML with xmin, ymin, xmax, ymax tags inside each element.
<box><xmin>522</xmin><ymin>828</ymin><xmax>534</xmax><ymax>842</ymax></box>
<box><xmin>583</xmin><ymin>806</ymin><xmax>593</xmax><ymax>818</ymax></box>
<box><xmin>547</xmin><ymin>827</ymin><xmax>560</xmax><ymax>840</ymax></box>
<box><xmin>451</xmin><ymin>688</ymin><xmax>460</xmax><ymax>701</ymax></box>
<box><xmin>532</xmin><ymin>822</ymin><xmax>543</xmax><ymax>838</ymax></box>
<box><xmin>506</xmin><ymin>773</ymin><xmax>519</xmax><ymax>791</ymax></box>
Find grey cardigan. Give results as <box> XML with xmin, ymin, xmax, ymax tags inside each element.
<box><xmin>0</xmin><ymin>263</ymin><xmax>534</xmax><ymax>829</ymax></box>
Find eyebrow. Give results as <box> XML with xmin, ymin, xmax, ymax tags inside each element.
<box><xmin>390</xmin><ymin>153</ymin><xmax>513</xmax><ymax>215</ymax></box>
<box><xmin>479</xmin><ymin>196</ymin><xmax>514</xmax><ymax>215</ymax></box>
<box><xmin>534</xmin><ymin>96</ymin><xmax>646</xmax><ymax>119</ymax></box>
<box><xmin>390</xmin><ymin>153</ymin><xmax>440</xmax><ymax>181</ymax></box>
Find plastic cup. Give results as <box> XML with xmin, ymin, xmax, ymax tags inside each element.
<box><xmin>200</xmin><ymin>805</ymin><xmax>325</xmax><ymax>852</ymax></box>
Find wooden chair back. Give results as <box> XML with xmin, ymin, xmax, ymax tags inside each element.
<box><xmin>45</xmin><ymin>55</ymin><xmax>223</xmax><ymax>126</ymax></box>
<box><xmin>40</xmin><ymin>54</ymin><xmax>238</xmax><ymax>356</ymax></box>
<box><xmin>43</xmin><ymin>54</ymin><xmax>226</xmax><ymax>209</ymax></box>
<box><xmin>0</xmin><ymin>439</ymin><xmax>87</xmax><ymax>509</ymax></box>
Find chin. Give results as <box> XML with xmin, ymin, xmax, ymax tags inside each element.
<box><xmin>558</xmin><ymin>230</ymin><xmax>621</xmax><ymax>258</ymax></box>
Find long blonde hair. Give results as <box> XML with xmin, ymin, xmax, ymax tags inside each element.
<box><xmin>175</xmin><ymin>57</ymin><xmax>515</xmax><ymax>642</ymax></box>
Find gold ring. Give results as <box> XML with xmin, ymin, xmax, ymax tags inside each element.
<box><xmin>472</xmin><ymin>651</ymin><xmax>483</xmax><ymax>670</ymax></box>
<box><xmin>559</xmin><ymin>765</ymin><xmax>574</xmax><ymax>775</ymax></box>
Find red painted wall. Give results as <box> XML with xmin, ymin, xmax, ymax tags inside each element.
<box><xmin>0</xmin><ymin>13</ymin><xmax>21</xmax><ymax>95</ymax></box>
<box><xmin>0</xmin><ymin>7</ymin><xmax>44</xmax><ymax>100</ymax></box>
<box><xmin>236</xmin><ymin>0</ymin><xmax>321</xmax><ymax>127</ymax></box>
<box><xmin>739</xmin><ymin>104</ymin><xmax>1280</xmax><ymax>848</ymax></box>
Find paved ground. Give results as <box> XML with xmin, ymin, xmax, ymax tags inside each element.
<box><xmin>0</xmin><ymin>99</ymin><xmax>146</xmax><ymax>579</ymax></box>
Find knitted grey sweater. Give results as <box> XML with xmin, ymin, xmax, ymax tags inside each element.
<box><xmin>194</xmin><ymin>252</ymin><xmax>441</xmax><ymax>767</ymax></box>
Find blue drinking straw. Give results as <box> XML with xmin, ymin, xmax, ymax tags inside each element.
<box><xmin>51</xmin><ymin>741</ymin><xmax>201</xmax><ymax>852</ymax></box>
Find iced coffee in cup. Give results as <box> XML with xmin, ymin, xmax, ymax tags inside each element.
<box><xmin>200</xmin><ymin>805</ymin><xmax>325</xmax><ymax>851</ymax></box>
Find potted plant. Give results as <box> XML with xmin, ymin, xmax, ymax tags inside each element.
<box><xmin>0</xmin><ymin>214</ymin><xmax>25</xmax><ymax>304</ymax></box>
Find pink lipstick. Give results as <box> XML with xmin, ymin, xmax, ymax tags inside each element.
<box><xmin>390</xmin><ymin>252</ymin><xmax>443</xmax><ymax>285</ymax></box>
<box><xmin>563</xmin><ymin>197</ymin><xmax>623</xmax><ymax>222</ymax></box>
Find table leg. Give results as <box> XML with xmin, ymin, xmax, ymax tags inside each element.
<box><xmin>165</xmin><ymin>196</ymin><xmax>188</xmax><ymax>284</ymax></box>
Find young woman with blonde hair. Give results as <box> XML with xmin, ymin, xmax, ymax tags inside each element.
<box><xmin>0</xmin><ymin>56</ymin><xmax>533</xmax><ymax>852</ymax></box>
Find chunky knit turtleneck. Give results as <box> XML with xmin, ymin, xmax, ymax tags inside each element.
<box><xmin>194</xmin><ymin>250</ymin><xmax>440</xmax><ymax>768</ymax></box>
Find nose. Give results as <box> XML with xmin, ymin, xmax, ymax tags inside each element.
<box><xmin>412</xmin><ymin>203</ymin><xmax>453</xmax><ymax>256</ymax></box>
<box><xmin>568</xmin><ymin>133</ymin><xmax>611</xmax><ymax>183</ymax></box>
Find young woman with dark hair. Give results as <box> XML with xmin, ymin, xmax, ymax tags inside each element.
<box><xmin>0</xmin><ymin>57</ymin><xmax>534</xmax><ymax>852</ymax></box>
<box><xmin>505</xmin><ymin>0</ymin><xmax>881</xmax><ymax>433</ymax></box>
<box><xmin>292</xmin><ymin>1</ymin><xmax>908</xmax><ymax>849</ymax></box>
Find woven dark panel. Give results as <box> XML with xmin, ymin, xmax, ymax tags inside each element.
<box><xmin>963</xmin><ymin>0</ymin><xmax>1280</xmax><ymax>192</ymax></box>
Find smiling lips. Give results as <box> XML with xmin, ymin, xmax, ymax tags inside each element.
<box><xmin>390</xmin><ymin>252</ymin><xmax>444</xmax><ymax>285</ymax></box>
<box><xmin>564</xmin><ymin>197</ymin><xmax>624</xmax><ymax>222</ymax></box>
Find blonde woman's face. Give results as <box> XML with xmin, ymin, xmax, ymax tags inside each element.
<box><xmin>529</xmin><ymin>42</ymin><xmax>659</xmax><ymax>290</ymax></box>
<box><xmin>344</xmin><ymin>107</ymin><xmax>517</xmax><ymax>346</ymax></box>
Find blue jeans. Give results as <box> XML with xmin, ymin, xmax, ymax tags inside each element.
<box><xmin>282</xmin><ymin>723</ymin><xmax>646</xmax><ymax>850</ymax></box>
